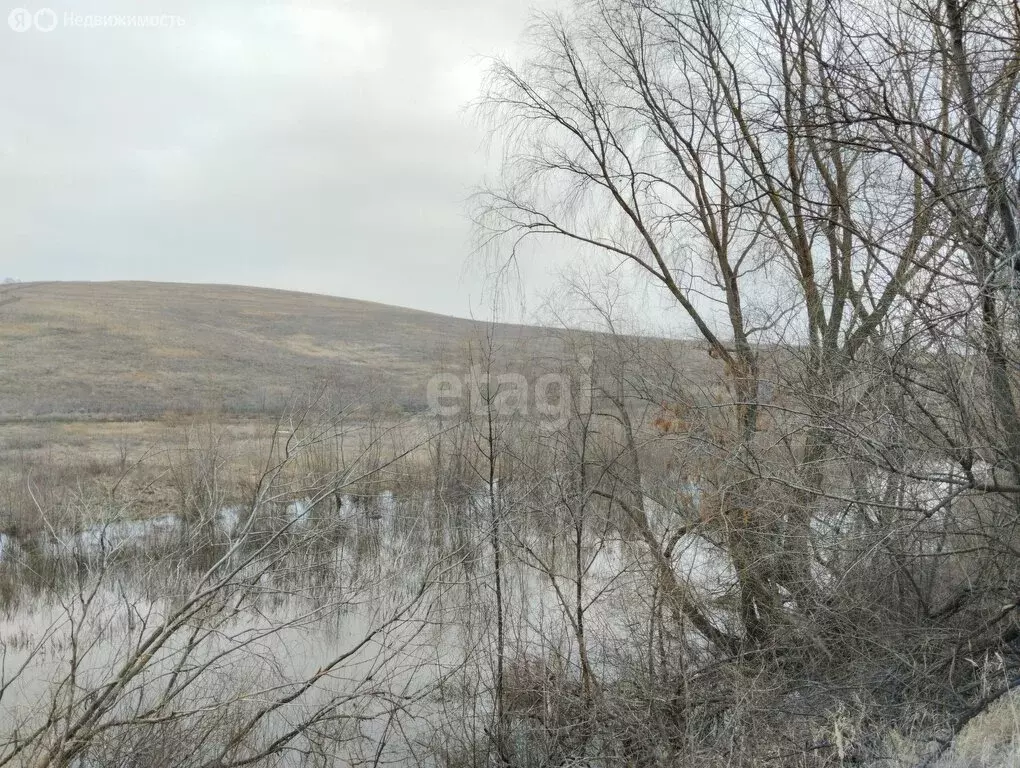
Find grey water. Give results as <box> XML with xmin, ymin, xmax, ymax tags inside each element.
<box><xmin>0</xmin><ymin>491</ymin><xmax>727</xmax><ymax>766</ymax></box>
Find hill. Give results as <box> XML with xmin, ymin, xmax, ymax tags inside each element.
<box><xmin>0</xmin><ymin>281</ymin><xmax>575</xmax><ymax>420</ymax></box>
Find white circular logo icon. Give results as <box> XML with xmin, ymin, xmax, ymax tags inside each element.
<box><xmin>8</xmin><ymin>8</ymin><xmax>33</xmax><ymax>31</ymax></box>
<box><xmin>33</xmin><ymin>8</ymin><xmax>56</xmax><ymax>31</ymax></box>
<box><xmin>8</xmin><ymin>8</ymin><xmax>57</xmax><ymax>32</ymax></box>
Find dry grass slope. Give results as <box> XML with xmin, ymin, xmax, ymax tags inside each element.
<box><xmin>0</xmin><ymin>281</ymin><xmax>576</xmax><ymax>420</ymax></box>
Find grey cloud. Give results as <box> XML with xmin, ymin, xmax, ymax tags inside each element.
<box><xmin>0</xmin><ymin>0</ymin><xmax>564</xmax><ymax>317</ymax></box>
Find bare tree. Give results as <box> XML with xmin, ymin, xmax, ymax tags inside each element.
<box><xmin>473</xmin><ymin>0</ymin><xmax>1020</xmax><ymax>760</ymax></box>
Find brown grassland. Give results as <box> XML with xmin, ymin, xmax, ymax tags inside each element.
<box><xmin>0</xmin><ymin>280</ymin><xmax>706</xmax><ymax>528</ymax></box>
<box><xmin>0</xmin><ymin>280</ymin><xmax>568</xmax><ymax>527</ymax></box>
<box><xmin>0</xmin><ymin>280</ymin><xmax>573</xmax><ymax>420</ymax></box>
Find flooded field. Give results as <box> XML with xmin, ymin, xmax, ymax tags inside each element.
<box><xmin>0</xmin><ymin>480</ymin><xmax>712</xmax><ymax>767</ymax></box>
<box><xmin>0</xmin><ymin>358</ymin><xmax>1001</xmax><ymax>768</ymax></box>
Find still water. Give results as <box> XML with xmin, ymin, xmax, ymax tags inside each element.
<box><xmin>0</xmin><ymin>491</ymin><xmax>727</xmax><ymax>766</ymax></box>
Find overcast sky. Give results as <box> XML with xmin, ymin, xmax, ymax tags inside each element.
<box><xmin>0</xmin><ymin>0</ymin><xmax>573</xmax><ymax>319</ymax></box>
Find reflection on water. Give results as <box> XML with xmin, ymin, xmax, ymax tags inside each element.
<box><xmin>0</xmin><ymin>489</ymin><xmax>729</xmax><ymax>766</ymax></box>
